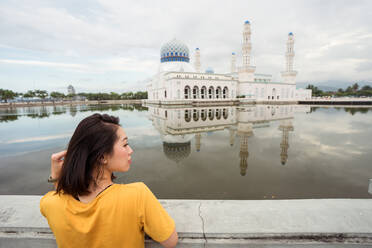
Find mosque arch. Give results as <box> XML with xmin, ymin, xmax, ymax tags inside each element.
<box><xmin>201</xmin><ymin>86</ymin><xmax>207</xmax><ymax>99</ymax></box>
<box><xmin>216</xmin><ymin>87</ymin><xmax>222</xmax><ymax>99</ymax></box>
<box><xmin>185</xmin><ymin>109</ymin><xmax>191</xmax><ymax>122</ymax></box>
<box><xmin>223</xmin><ymin>87</ymin><xmax>228</xmax><ymax>98</ymax></box>
<box><xmin>193</xmin><ymin>109</ymin><xmax>199</xmax><ymax>121</ymax></box>
<box><xmin>201</xmin><ymin>109</ymin><xmax>207</xmax><ymax>121</ymax></box>
<box><xmin>208</xmin><ymin>86</ymin><xmax>214</xmax><ymax>99</ymax></box>
<box><xmin>216</xmin><ymin>109</ymin><xmax>221</xmax><ymax>120</ymax></box>
<box><xmin>272</xmin><ymin>88</ymin><xmax>276</xmax><ymax>100</ymax></box>
<box><xmin>223</xmin><ymin>108</ymin><xmax>228</xmax><ymax>119</ymax></box>
<box><xmin>208</xmin><ymin>109</ymin><xmax>214</xmax><ymax>120</ymax></box>
<box><xmin>193</xmin><ymin>86</ymin><xmax>199</xmax><ymax>99</ymax></box>
<box><xmin>184</xmin><ymin>86</ymin><xmax>191</xmax><ymax>99</ymax></box>
<box><xmin>271</xmin><ymin>107</ymin><xmax>276</xmax><ymax>116</ymax></box>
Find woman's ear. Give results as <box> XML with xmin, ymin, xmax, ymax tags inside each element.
<box><xmin>100</xmin><ymin>155</ymin><xmax>108</xmax><ymax>165</ymax></box>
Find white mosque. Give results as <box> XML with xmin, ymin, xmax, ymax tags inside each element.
<box><xmin>146</xmin><ymin>20</ymin><xmax>311</xmax><ymax>104</ymax></box>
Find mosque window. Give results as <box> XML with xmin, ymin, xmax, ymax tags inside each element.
<box><xmin>208</xmin><ymin>109</ymin><xmax>214</xmax><ymax>120</ymax></box>
<box><xmin>164</xmin><ymin>90</ymin><xmax>167</xmax><ymax>98</ymax></box>
<box><xmin>175</xmin><ymin>52</ymin><xmax>178</xmax><ymax>55</ymax></box>
<box><xmin>193</xmin><ymin>109</ymin><xmax>199</xmax><ymax>121</ymax></box>
<box><xmin>216</xmin><ymin>109</ymin><xmax>221</xmax><ymax>120</ymax></box>
<box><xmin>185</xmin><ymin>110</ymin><xmax>191</xmax><ymax>122</ymax></box>
<box><xmin>201</xmin><ymin>109</ymin><xmax>207</xmax><ymax>121</ymax></box>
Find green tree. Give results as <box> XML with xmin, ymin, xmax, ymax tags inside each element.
<box><xmin>23</xmin><ymin>90</ymin><xmax>36</xmax><ymax>98</ymax></box>
<box><xmin>35</xmin><ymin>90</ymin><xmax>48</xmax><ymax>99</ymax></box>
<box><xmin>306</xmin><ymin>84</ymin><xmax>323</xmax><ymax>97</ymax></box>
<box><xmin>0</xmin><ymin>89</ymin><xmax>17</xmax><ymax>102</ymax></box>
<box><xmin>50</xmin><ymin>91</ymin><xmax>65</xmax><ymax>99</ymax></box>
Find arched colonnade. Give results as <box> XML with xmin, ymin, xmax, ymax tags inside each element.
<box><xmin>184</xmin><ymin>86</ymin><xmax>229</xmax><ymax>100</ymax></box>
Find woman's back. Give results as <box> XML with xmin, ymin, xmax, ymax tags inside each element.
<box><xmin>40</xmin><ymin>183</ymin><xmax>175</xmax><ymax>248</ymax></box>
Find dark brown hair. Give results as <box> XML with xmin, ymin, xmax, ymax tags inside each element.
<box><xmin>56</xmin><ymin>113</ymin><xmax>119</xmax><ymax>197</ymax></box>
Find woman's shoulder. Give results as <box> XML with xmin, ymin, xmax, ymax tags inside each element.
<box><xmin>115</xmin><ymin>182</ymin><xmax>149</xmax><ymax>192</ymax></box>
<box><xmin>40</xmin><ymin>191</ymin><xmax>66</xmax><ymax>216</ymax></box>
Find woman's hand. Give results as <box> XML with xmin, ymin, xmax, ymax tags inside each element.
<box><xmin>51</xmin><ymin>150</ymin><xmax>67</xmax><ymax>180</ymax></box>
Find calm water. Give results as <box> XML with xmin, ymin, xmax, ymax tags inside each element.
<box><xmin>0</xmin><ymin>104</ymin><xmax>371</xmax><ymax>199</ymax></box>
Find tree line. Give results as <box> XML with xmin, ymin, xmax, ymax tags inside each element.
<box><xmin>0</xmin><ymin>89</ymin><xmax>148</xmax><ymax>102</ymax></box>
<box><xmin>306</xmin><ymin>83</ymin><xmax>372</xmax><ymax>97</ymax></box>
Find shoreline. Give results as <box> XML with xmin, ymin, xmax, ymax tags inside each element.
<box><xmin>1</xmin><ymin>99</ymin><xmax>372</xmax><ymax>109</ymax></box>
<box><xmin>0</xmin><ymin>99</ymin><xmax>144</xmax><ymax>108</ymax></box>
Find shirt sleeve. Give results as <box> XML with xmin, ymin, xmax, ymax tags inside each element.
<box><xmin>139</xmin><ymin>183</ymin><xmax>175</xmax><ymax>242</ymax></box>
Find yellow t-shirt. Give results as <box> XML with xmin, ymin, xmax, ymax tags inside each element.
<box><xmin>40</xmin><ymin>183</ymin><xmax>175</xmax><ymax>248</ymax></box>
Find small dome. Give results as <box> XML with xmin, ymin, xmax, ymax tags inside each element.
<box><xmin>205</xmin><ymin>67</ymin><xmax>214</xmax><ymax>74</ymax></box>
<box><xmin>289</xmin><ymin>32</ymin><xmax>293</xmax><ymax>36</ymax></box>
<box><xmin>163</xmin><ymin>142</ymin><xmax>191</xmax><ymax>163</ymax></box>
<box><xmin>245</xmin><ymin>20</ymin><xmax>250</xmax><ymax>24</ymax></box>
<box><xmin>160</xmin><ymin>38</ymin><xmax>190</xmax><ymax>63</ymax></box>
<box><xmin>232</xmin><ymin>52</ymin><xmax>235</xmax><ymax>55</ymax></box>
<box><xmin>196</xmin><ymin>48</ymin><xmax>200</xmax><ymax>50</ymax></box>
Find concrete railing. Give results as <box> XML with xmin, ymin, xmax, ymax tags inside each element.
<box><xmin>1</xmin><ymin>196</ymin><xmax>372</xmax><ymax>247</ymax></box>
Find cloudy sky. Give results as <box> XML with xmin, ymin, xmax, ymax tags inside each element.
<box><xmin>0</xmin><ymin>0</ymin><xmax>371</xmax><ymax>93</ymax></box>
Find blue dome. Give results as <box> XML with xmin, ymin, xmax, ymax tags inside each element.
<box><xmin>160</xmin><ymin>38</ymin><xmax>190</xmax><ymax>63</ymax></box>
<box><xmin>196</xmin><ymin>48</ymin><xmax>199</xmax><ymax>50</ymax></box>
<box><xmin>232</xmin><ymin>52</ymin><xmax>235</xmax><ymax>55</ymax></box>
<box><xmin>245</xmin><ymin>20</ymin><xmax>250</xmax><ymax>24</ymax></box>
<box><xmin>289</xmin><ymin>32</ymin><xmax>293</xmax><ymax>36</ymax></box>
<box><xmin>205</xmin><ymin>67</ymin><xmax>214</xmax><ymax>74</ymax></box>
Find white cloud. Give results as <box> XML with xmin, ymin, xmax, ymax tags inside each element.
<box><xmin>0</xmin><ymin>59</ymin><xmax>86</xmax><ymax>69</ymax></box>
<box><xmin>0</xmin><ymin>0</ymin><xmax>371</xmax><ymax>92</ymax></box>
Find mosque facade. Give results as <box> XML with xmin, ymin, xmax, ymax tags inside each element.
<box><xmin>146</xmin><ymin>21</ymin><xmax>311</xmax><ymax>104</ymax></box>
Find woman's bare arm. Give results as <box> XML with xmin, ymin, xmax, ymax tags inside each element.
<box><xmin>160</xmin><ymin>229</ymin><xmax>178</xmax><ymax>248</ymax></box>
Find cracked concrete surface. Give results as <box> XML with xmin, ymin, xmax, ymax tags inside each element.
<box><xmin>1</xmin><ymin>196</ymin><xmax>372</xmax><ymax>247</ymax></box>
<box><xmin>198</xmin><ymin>202</ymin><xmax>207</xmax><ymax>246</ymax></box>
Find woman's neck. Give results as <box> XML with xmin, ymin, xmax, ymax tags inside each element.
<box><xmin>78</xmin><ymin>171</ymin><xmax>113</xmax><ymax>204</ymax></box>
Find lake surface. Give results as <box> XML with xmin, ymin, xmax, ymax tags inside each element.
<box><xmin>0</xmin><ymin>104</ymin><xmax>371</xmax><ymax>200</ymax></box>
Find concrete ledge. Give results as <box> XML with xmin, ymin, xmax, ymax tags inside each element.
<box><xmin>1</xmin><ymin>196</ymin><xmax>372</xmax><ymax>247</ymax></box>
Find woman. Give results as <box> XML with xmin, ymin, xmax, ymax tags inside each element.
<box><xmin>40</xmin><ymin>113</ymin><xmax>178</xmax><ymax>248</ymax></box>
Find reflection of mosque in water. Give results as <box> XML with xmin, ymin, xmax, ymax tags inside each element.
<box><xmin>149</xmin><ymin>105</ymin><xmax>310</xmax><ymax>175</ymax></box>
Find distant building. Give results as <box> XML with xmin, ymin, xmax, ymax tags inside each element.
<box><xmin>67</xmin><ymin>85</ymin><xmax>76</xmax><ymax>95</ymax></box>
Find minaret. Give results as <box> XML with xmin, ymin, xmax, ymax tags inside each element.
<box><xmin>242</xmin><ymin>21</ymin><xmax>252</xmax><ymax>68</ymax></box>
<box><xmin>278</xmin><ymin>120</ymin><xmax>294</xmax><ymax>165</ymax></box>
<box><xmin>194</xmin><ymin>48</ymin><xmax>201</xmax><ymax>73</ymax></box>
<box><xmin>231</xmin><ymin>52</ymin><xmax>237</xmax><ymax>74</ymax></box>
<box><xmin>195</xmin><ymin>133</ymin><xmax>201</xmax><ymax>152</ymax></box>
<box><xmin>238</xmin><ymin>20</ymin><xmax>256</xmax><ymax>97</ymax></box>
<box><xmin>229</xmin><ymin>129</ymin><xmax>236</xmax><ymax>147</ymax></box>
<box><xmin>237</xmin><ymin>123</ymin><xmax>253</xmax><ymax>176</ymax></box>
<box><xmin>281</xmin><ymin>32</ymin><xmax>297</xmax><ymax>85</ymax></box>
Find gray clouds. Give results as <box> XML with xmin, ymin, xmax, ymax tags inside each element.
<box><xmin>0</xmin><ymin>0</ymin><xmax>371</xmax><ymax>92</ymax></box>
